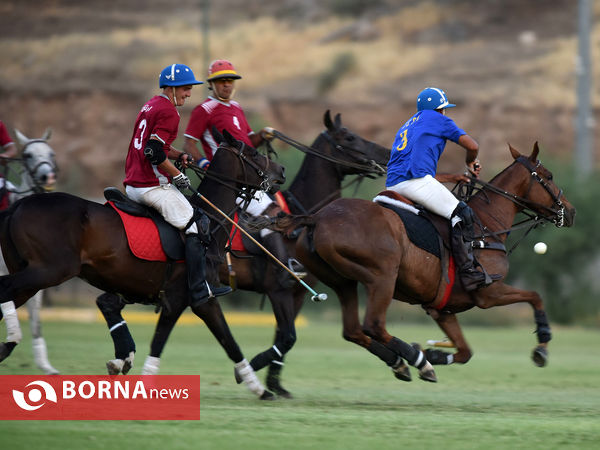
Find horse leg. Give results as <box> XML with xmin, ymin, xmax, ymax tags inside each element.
<box><xmin>96</xmin><ymin>293</ymin><xmax>136</xmax><ymax>375</ymax></box>
<box><xmin>423</xmin><ymin>310</ymin><xmax>472</xmax><ymax>365</ymax></box>
<box><xmin>362</xmin><ymin>283</ymin><xmax>436</xmax><ymax>383</ymax></box>
<box><xmin>249</xmin><ymin>289</ymin><xmax>296</xmax><ymax>398</ymax></box>
<box><xmin>0</xmin><ymin>301</ymin><xmax>21</xmax><ymax>362</ymax></box>
<box><xmin>141</xmin><ymin>300</ymin><xmax>186</xmax><ymax>376</ymax></box>
<box><xmin>474</xmin><ymin>284</ymin><xmax>551</xmax><ymax>367</ymax></box>
<box><xmin>265</xmin><ymin>288</ymin><xmax>305</xmax><ymax>399</ymax></box>
<box><xmin>26</xmin><ymin>292</ymin><xmax>59</xmax><ymax>374</ymax></box>
<box><xmin>191</xmin><ymin>299</ymin><xmax>274</xmax><ymax>400</ymax></box>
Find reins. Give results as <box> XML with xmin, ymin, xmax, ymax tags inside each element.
<box><xmin>454</xmin><ymin>156</ymin><xmax>566</xmax><ymax>255</ymax></box>
<box><xmin>271</xmin><ymin>129</ymin><xmax>386</xmax><ymax>214</ymax></box>
<box><xmin>272</xmin><ymin>129</ymin><xmax>386</xmax><ymax>177</ymax></box>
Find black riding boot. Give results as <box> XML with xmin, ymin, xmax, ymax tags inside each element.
<box><xmin>451</xmin><ymin>223</ymin><xmax>499</xmax><ymax>291</ymax></box>
<box><xmin>185</xmin><ymin>234</ymin><xmax>232</xmax><ymax>308</ymax></box>
<box><xmin>450</xmin><ymin>201</ymin><xmax>500</xmax><ymax>291</ymax></box>
<box><xmin>262</xmin><ymin>232</ymin><xmax>305</xmax><ymax>289</ymax></box>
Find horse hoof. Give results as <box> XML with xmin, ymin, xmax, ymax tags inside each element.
<box><xmin>266</xmin><ymin>374</ymin><xmax>293</xmax><ymax>399</ymax></box>
<box><xmin>260</xmin><ymin>390</ymin><xmax>276</xmax><ymax>401</ymax></box>
<box><xmin>418</xmin><ymin>362</ymin><xmax>438</xmax><ymax>383</ymax></box>
<box><xmin>419</xmin><ymin>369</ymin><xmax>438</xmax><ymax>383</ymax></box>
<box><xmin>234</xmin><ymin>367</ymin><xmax>243</xmax><ymax>384</ymax></box>
<box><xmin>0</xmin><ymin>342</ymin><xmax>17</xmax><ymax>363</ymax></box>
<box><xmin>532</xmin><ymin>346</ymin><xmax>548</xmax><ymax>367</ymax></box>
<box><xmin>106</xmin><ymin>360</ymin><xmax>124</xmax><ymax>375</ymax></box>
<box><xmin>392</xmin><ymin>359</ymin><xmax>412</xmax><ymax>382</ymax></box>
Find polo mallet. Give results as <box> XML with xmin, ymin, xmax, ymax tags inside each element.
<box><xmin>426</xmin><ymin>339</ymin><xmax>455</xmax><ymax>349</ymax></box>
<box><xmin>225</xmin><ymin>252</ymin><xmax>237</xmax><ymax>290</ymax></box>
<box><xmin>189</xmin><ymin>187</ymin><xmax>327</xmax><ymax>302</ymax></box>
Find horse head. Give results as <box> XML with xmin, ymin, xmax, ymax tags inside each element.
<box><xmin>322</xmin><ymin>110</ymin><xmax>389</xmax><ymax>177</ymax></box>
<box><xmin>507</xmin><ymin>142</ymin><xmax>576</xmax><ymax>228</ymax></box>
<box><xmin>14</xmin><ymin>128</ymin><xmax>58</xmax><ymax>193</ymax></box>
<box><xmin>211</xmin><ymin>129</ymin><xmax>285</xmax><ymax>194</ymax></box>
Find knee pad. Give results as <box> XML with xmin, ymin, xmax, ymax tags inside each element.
<box><xmin>452</xmin><ymin>201</ymin><xmax>474</xmax><ymax>228</ymax></box>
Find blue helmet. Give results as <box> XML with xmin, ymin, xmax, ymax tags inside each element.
<box><xmin>159</xmin><ymin>64</ymin><xmax>203</xmax><ymax>88</ymax></box>
<box><xmin>416</xmin><ymin>87</ymin><xmax>456</xmax><ymax>111</ymax></box>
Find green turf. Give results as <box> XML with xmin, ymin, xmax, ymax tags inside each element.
<box><xmin>1</xmin><ymin>317</ymin><xmax>599</xmax><ymax>449</ymax></box>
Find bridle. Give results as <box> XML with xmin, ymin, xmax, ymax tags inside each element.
<box><xmin>272</xmin><ymin>129</ymin><xmax>386</xmax><ymax>177</ymax></box>
<box><xmin>270</xmin><ymin>128</ymin><xmax>387</xmax><ymax>214</ymax></box>
<box><xmin>456</xmin><ymin>156</ymin><xmax>566</xmax><ymax>254</ymax></box>
<box><xmin>185</xmin><ymin>140</ymin><xmax>278</xmax><ymax>198</ymax></box>
<box><xmin>3</xmin><ymin>139</ymin><xmax>58</xmax><ymax>195</ymax></box>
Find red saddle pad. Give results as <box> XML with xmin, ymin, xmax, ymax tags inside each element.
<box><xmin>107</xmin><ymin>201</ymin><xmax>168</xmax><ymax>262</ymax></box>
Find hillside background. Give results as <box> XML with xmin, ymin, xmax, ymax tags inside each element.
<box><xmin>1</xmin><ymin>0</ymin><xmax>599</xmax><ymax>325</ymax></box>
<box><xmin>1</xmin><ymin>0</ymin><xmax>598</xmax><ymax>197</ymax></box>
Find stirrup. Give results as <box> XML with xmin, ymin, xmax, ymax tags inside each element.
<box><xmin>207</xmin><ymin>283</ymin><xmax>232</xmax><ymax>298</ymax></box>
<box><xmin>287</xmin><ymin>258</ymin><xmax>307</xmax><ymax>278</ymax></box>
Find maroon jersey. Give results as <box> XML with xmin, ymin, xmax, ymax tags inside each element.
<box><xmin>0</xmin><ymin>121</ymin><xmax>13</xmax><ymax>210</ymax></box>
<box><xmin>124</xmin><ymin>95</ymin><xmax>180</xmax><ymax>188</ymax></box>
<box><xmin>0</xmin><ymin>121</ymin><xmax>13</xmax><ymax>149</ymax></box>
<box><xmin>184</xmin><ymin>97</ymin><xmax>254</xmax><ymax>161</ymax></box>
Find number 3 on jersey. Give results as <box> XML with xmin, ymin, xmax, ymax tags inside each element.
<box><xmin>233</xmin><ymin>116</ymin><xmax>241</xmax><ymax>131</ymax></box>
<box><xmin>396</xmin><ymin>129</ymin><xmax>408</xmax><ymax>152</ymax></box>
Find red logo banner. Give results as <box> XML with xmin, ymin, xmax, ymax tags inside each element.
<box><xmin>0</xmin><ymin>375</ymin><xmax>200</xmax><ymax>420</ymax></box>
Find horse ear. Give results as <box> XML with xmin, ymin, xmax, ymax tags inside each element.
<box><xmin>508</xmin><ymin>142</ymin><xmax>520</xmax><ymax>160</ymax></box>
<box><xmin>211</xmin><ymin>125</ymin><xmax>223</xmax><ymax>144</ymax></box>
<box><xmin>324</xmin><ymin>110</ymin><xmax>334</xmax><ymax>131</ymax></box>
<box><xmin>42</xmin><ymin>127</ymin><xmax>52</xmax><ymax>141</ymax></box>
<box><xmin>14</xmin><ymin>129</ymin><xmax>29</xmax><ymax>146</ymax></box>
<box><xmin>223</xmin><ymin>129</ymin><xmax>236</xmax><ymax>146</ymax></box>
<box><xmin>530</xmin><ymin>141</ymin><xmax>540</xmax><ymax>161</ymax></box>
<box><xmin>334</xmin><ymin>113</ymin><xmax>342</xmax><ymax>129</ymax></box>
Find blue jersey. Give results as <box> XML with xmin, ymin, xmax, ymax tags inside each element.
<box><xmin>386</xmin><ymin>110</ymin><xmax>465</xmax><ymax>186</ymax></box>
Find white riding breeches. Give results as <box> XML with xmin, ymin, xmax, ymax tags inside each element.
<box><xmin>126</xmin><ymin>184</ymin><xmax>198</xmax><ymax>234</ymax></box>
<box><xmin>387</xmin><ymin>174</ymin><xmax>459</xmax><ymax>219</ymax></box>
<box><xmin>235</xmin><ymin>190</ymin><xmax>275</xmax><ymax>237</ymax></box>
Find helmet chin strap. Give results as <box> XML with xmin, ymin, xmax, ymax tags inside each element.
<box><xmin>171</xmin><ymin>86</ymin><xmax>178</xmax><ymax>107</ymax></box>
<box><xmin>209</xmin><ymin>81</ymin><xmax>235</xmax><ymax>102</ymax></box>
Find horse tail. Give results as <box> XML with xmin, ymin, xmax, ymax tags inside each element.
<box><xmin>273</xmin><ymin>213</ymin><xmax>316</xmax><ymax>236</ymax></box>
<box><xmin>244</xmin><ymin>213</ymin><xmax>316</xmax><ymax>236</ymax></box>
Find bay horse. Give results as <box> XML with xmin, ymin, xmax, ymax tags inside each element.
<box><xmin>273</xmin><ymin>143</ymin><xmax>575</xmax><ymax>382</ymax></box>
<box><xmin>0</xmin><ymin>128</ymin><xmax>59</xmax><ymax>375</ymax></box>
<box><xmin>0</xmin><ymin>131</ymin><xmax>285</xmax><ymax>399</ymax></box>
<box><xmin>222</xmin><ymin>110</ymin><xmax>390</xmax><ymax>397</ymax></box>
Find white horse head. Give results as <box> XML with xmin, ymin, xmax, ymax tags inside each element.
<box><xmin>12</xmin><ymin>128</ymin><xmax>58</xmax><ymax>195</ymax></box>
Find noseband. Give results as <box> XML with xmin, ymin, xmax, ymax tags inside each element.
<box><xmin>514</xmin><ymin>156</ymin><xmax>565</xmax><ymax>227</ymax></box>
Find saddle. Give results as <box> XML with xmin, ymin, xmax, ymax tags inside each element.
<box><xmin>104</xmin><ymin>187</ymin><xmax>185</xmax><ymax>262</ymax></box>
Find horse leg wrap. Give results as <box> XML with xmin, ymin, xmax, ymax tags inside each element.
<box><xmin>250</xmin><ymin>345</ymin><xmax>283</xmax><ymax>372</ymax></box>
<box><xmin>425</xmin><ymin>349</ymin><xmax>454</xmax><ymax>365</ymax></box>
<box><xmin>534</xmin><ymin>310</ymin><xmax>552</xmax><ymax>344</ymax></box>
<box><xmin>1</xmin><ymin>301</ymin><xmax>22</xmax><ymax>344</ymax></box>
<box><xmin>366</xmin><ymin>339</ymin><xmax>400</xmax><ymax>367</ymax></box>
<box><xmin>141</xmin><ymin>355</ymin><xmax>161</xmax><ymax>375</ymax></box>
<box><xmin>109</xmin><ymin>321</ymin><xmax>136</xmax><ymax>360</ymax></box>
<box><xmin>388</xmin><ymin>337</ymin><xmax>428</xmax><ymax>370</ymax></box>
<box><xmin>32</xmin><ymin>337</ymin><xmax>60</xmax><ymax>375</ymax></box>
<box><xmin>234</xmin><ymin>358</ymin><xmax>266</xmax><ymax>397</ymax></box>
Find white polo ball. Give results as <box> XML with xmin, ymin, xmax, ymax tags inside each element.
<box><xmin>534</xmin><ymin>242</ymin><xmax>547</xmax><ymax>254</ymax></box>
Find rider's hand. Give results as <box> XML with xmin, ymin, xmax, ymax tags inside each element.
<box><xmin>260</xmin><ymin>127</ymin><xmax>275</xmax><ymax>141</ymax></box>
<box><xmin>197</xmin><ymin>158</ymin><xmax>210</xmax><ymax>170</ymax></box>
<box><xmin>172</xmin><ymin>172</ymin><xmax>191</xmax><ymax>190</ymax></box>
<box><xmin>177</xmin><ymin>152</ymin><xmax>194</xmax><ymax>168</ymax></box>
<box><xmin>466</xmin><ymin>159</ymin><xmax>481</xmax><ymax>178</ymax></box>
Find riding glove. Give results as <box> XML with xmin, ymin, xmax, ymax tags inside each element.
<box><xmin>172</xmin><ymin>172</ymin><xmax>191</xmax><ymax>190</ymax></box>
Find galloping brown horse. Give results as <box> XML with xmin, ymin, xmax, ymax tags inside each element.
<box><xmin>0</xmin><ymin>132</ymin><xmax>285</xmax><ymax>398</ymax></box>
<box><xmin>274</xmin><ymin>143</ymin><xmax>575</xmax><ymax>382</ymax></box>
<box><xmin>221</xmin><ymin>111</ymin><xmax>390</xmax><ymax>397</ymax></box>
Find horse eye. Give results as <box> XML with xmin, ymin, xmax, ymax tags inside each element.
<box><xmin>547</xmin><ymin>174</ymin><xmax>553</xmax><ymax>181</ymax></box>
<box><xmin>346</xmin><ymin>135</ymin><xmax>355</xmax><ymax>142</ymax></box>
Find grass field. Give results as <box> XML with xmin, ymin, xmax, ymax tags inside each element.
<box><xmin>0</xmin><ymin>315</ymin><xmax>599</xmax><ymax>449</ymax></box>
